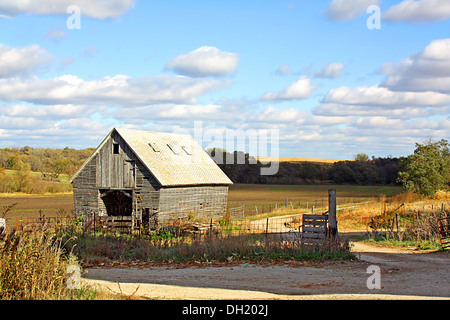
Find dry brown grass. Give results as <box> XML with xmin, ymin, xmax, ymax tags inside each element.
<box><xmin>337</xmin><ymin>190</ymin><xmax>450</xmax><ymax>234</ymax></box>
<box><xmin>0</xmin><ymin>225</ymin><xmax>95</xmax><ymax>300</ymax></box>
<box><xmin>256</xmin><ymin>156</ymin><xmax>348</xmax><ymax>164</ymax></box>
<box><xmin>434</xmin><ymin>190</ymin><xmax>450</xmax><ymax>201</ymax></box>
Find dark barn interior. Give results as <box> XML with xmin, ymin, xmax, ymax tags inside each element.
<box><xmin>100</xmin><ymin>190</ymin><xmax>132</xmax><ymax>216</ymax></box>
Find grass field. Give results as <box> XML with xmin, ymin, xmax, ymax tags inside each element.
<box><xmin>256</xmin><ymin>156</ymin><xmax>348</xmax><ymax>163</ymax></box>
<box><xmin>228</xmin><ymin>183</ymin><xmax>402</xmax><ymax>215</ymax></box>
<box><xmin>0</xmin><ymin>183</ymin><xmax>402</xmax><ymax>225</ymax></box>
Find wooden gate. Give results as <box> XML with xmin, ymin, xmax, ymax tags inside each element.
<box><xmin>300</xmin><ymin>214</ymin><xmax>329</xmax><ymax>244</ymax></box>
<box><xmin>438</xmin><ymin>217</ymin><xmax>450</xmax><ymax>250</ymax></box>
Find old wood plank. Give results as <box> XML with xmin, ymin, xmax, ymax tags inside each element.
<box><xmin>302</xmin><ymin>226</ymin><xmax>327</xmax><ymax>233</ymax></box>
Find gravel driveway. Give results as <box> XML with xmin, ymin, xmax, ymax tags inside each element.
<box><xmin>83</xmin><ymin>235</ymin><xmax>450</xmax><ymax>300</ymax></box>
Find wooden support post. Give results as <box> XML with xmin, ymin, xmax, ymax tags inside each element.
<box><xmin>210</xmin><ymin>218</ymin><xmax>213</xmax><ymax>238</ymax></box>
<box><xmin>328</xmin><ymin>189</ymin><xmax>338</xmax><ymax>238</ymax></box>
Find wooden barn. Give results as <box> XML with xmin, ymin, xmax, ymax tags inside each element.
<box><xmin>68</xmin><ymin>127</ymin><xmax>233</xmax><ymax>231</ymax></box>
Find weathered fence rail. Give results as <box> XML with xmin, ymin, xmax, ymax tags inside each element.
<box><xmin>300</xmin><ymin>214</ymin><xmax>329</xmax><ymax>244</ymax></box>
<box><xmin>228</xmin><ymin>205</ymin><xmax>245</xmax><ymax>219</ymax></box>
<box><xmin>97</xmin><ymin>215</ymin><xmax>134</xmax><ymax>233</ymax></box>
<box><xmin>438</xmin><ymin>217</ymin><xmax>450</xmax><ymax>250</ymax></box>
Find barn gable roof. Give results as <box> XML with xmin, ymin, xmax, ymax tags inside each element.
<box><xmin>69</xmin><ymin>127</ymin><xmax>233</xmax><ymax>187</ymax></box>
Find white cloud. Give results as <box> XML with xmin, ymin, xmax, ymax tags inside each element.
<box><xmin>383</xmin><ymin>0</ymin><xmax>450</xmax><ymax>23</ymax></box>
<box><xmin>325</xmin><ymin>0</ymin><xmax>379</xmax><ymax>21</ymax></box>
<box><xmin>314</xmin><ymin>62</ymin><xmax>345</xmax><ymax>79</ymax></box>
<box><xmin>43</xmin><ymin>29</ymin><xmax>66</xmax><ymax>43</ymax></box>
<box><xmin>0</xmin><ymin>74</ymin><xmax>230</xmax><ymax>106</ymax></box>
<box><xmin>275</xmin><ymin>64</ymin><xmax>296</xmax><ymax>76</ymax></box>
<box><xmin>355</xmin><ymin>116</ymin><xmax>404</xmax><ymax>128</ymax></box>
<box><xmin>114</xmin><ymin>104</ymin><xmax>239</xmax><ymax>122</ymax></box>
<box><xmin>350</xmin><ymin>116</ymin><xmax>450</xmax><ymax>140</ymax></box>
<box><xmin>166</xmin><ymin>46</ymin><xmax>239</xmax><ymax>77</ymax></box>
<box><xmin>314</xmin><ymin>103</ymin><xmax>450</xmax><ymax>119</ymax></box>
<box><xmin>306</xmin><ymin>115</ymin><xmax>354</xmax><ymax>126</ymax></box>
<box><xmin>0</xmin><ymin>44</ymin><xmax>52</xmax><ymax>78</ymax></box>
<box><xmin>381</xmin><ymin>38</ymin><xmax>450</xmax><ymax>93</ymax></box>
<box><xmin>323</xmin><ymin>85</ymin><xmax>450</xmax><ymax>106</ymax></box>
<box><xmin>263</xmin><ymin>76</ymin><xmax>318</xmax><ymax>101</ymax></box>
<box><xmin>1</xmin><ymin>104</ymin><xmax>98</xmax><ymax>120</ymax></box>
<box><xmin>0</xmin><ymin>0</ymin><xmax>136</xmax><ymax>19</ymax></box>
<box><xmin>256</xmin><ymin>106</ymin><xmax>308</xmax><ymax>123</ymax></box>
<box><xmin>313</xmin><ymin>37</ymin><xmax>450</xmax><ymax>149</ymax></box>
<box><xmin>0</xmin><ymin>115</ymin><xmax>50</xmax><ymax>129</ymax></box>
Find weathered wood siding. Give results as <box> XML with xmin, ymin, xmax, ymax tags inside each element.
<box><xmin>73</xmin><ymin>131</ymin><xmax>160</xmax><ymax>217</ymax></box>
<box><xmin>158</xmin><ymin>186</ymin><xmax>228</xmax><ymax>224</ymax></box>
<box><xmin>97</xmin><ymin>131</ymin><xmax>140</xmax><ymax>189</ymax></box>
<box><xmin>72</xmin><ymin>154</ymin><xmax>99</xmax><ymax>216</ymax></box>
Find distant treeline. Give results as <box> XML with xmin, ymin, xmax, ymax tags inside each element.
<box><xmin>208</xmin><ymin>149</ymin><xmax>401</xmax><ymax>186</ymax></box>
<box><xmin>0</xmin><ymin>146</ymin><xmax>400</xmax><ymax>188</ymax></box>
<box><xmin>0</xmin><ymin>146</ymin><xmax>94</xmax><ymax>178</ymax></box>
<box><xmin>0</xmin><ymin>146</ymin><xmax>95</xmax><ymax>193</ymax></box>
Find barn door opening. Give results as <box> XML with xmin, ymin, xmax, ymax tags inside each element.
<box><xmin>100</xmin><ymin>190</ymin><xmax>133</xmax><ymax>216</ymax></box>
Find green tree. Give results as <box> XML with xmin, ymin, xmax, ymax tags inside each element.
<box><xmin>51</xmin><ymin>158</ymin><xmax>71</xmax><ymax>179</ymax></box>
<box><xmin>354</xmin><ymin>153</ymin><xmax>369</xmax><ymax>161</ymax></box>
<box><xmin>12</xmin><ymin>159</ymin><xmax>33</xmax><ymax>192</ymax></box>
<box><xmin>397</xmin><ymin>139</ymin><xmax>450</xmax><ymax>196</ymax></box>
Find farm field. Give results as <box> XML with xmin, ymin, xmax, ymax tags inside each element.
<box><xmin>0</xmin><ymin>183</ymin><xmax>402</xmax><ymax>225</ymax></box>
<box><xmin>0</xmin><ymin>193</ymin><xmax>74</xmax><ymax>224</ymax></box>
<box><xmin>256</xmin><ymin>156</ymin><xmax>347</xmax><ymax>163</ymax></box>
<box><xmin>228</xmin><ymin>183</ymin><xmax>402</xmax><ymax>215</ymax></box>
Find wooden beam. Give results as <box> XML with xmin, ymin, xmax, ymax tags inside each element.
<box><xmin>328</xmin><ymin>189</ymin><xmax>338</xmax><ymax>238</ymax></box>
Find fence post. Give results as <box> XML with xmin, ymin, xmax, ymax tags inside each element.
<box><xmin>210</xmin><ymin>218</ymin><xmax>213</xmax><ymax>238</ymax></box>
<box><xmin>395</xmin><ymin>213</ymin><xmax>399</xmax><ymax>232</ymax></box>
<box><xmin>328</xmin><ymin>189</ymin><xmax>337</xmax><ymax>238</ymax></box>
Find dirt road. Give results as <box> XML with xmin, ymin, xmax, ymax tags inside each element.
<box><xmin>83</xmin><ymin>235</ymin><xmax>449</xmax><ymax>300</ymax></box>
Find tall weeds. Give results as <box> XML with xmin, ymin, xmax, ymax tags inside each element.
<box><xmin>350</xmin><ymin>191</ymin><xmax>450</xmax><ymax>249</ymax></box>
<box><xmin>0</xmin><ymin>225</ymin><xmax>92</xmax><ymax>300</ymax></box>
<box><xmin>63</xmin><ymin>232</ymin><xmax>355</xmax><ymax>265</ymax></box>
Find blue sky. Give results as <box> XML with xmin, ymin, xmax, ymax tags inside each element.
<box><xmin>0</xmin><ymin>0</ymin><xmax>449</xmax><ymax>160</ymax></box>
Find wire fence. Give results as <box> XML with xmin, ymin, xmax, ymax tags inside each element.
<box><xmin>228</xmin><ymin>197</ymin><xmax>370</xmax><ymax>217</ymax></box>
<box><xmin>4</xmin><ymin>200</ymin><xmax>450</xmax><ymax>249</ymax></box>
<box><xmin>4</xmin><ymin>210</ymin><xmax>309</xmax><ymax>241</ymax></box>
